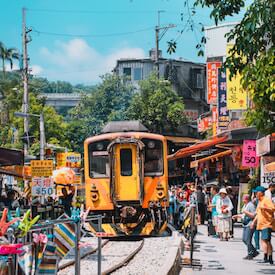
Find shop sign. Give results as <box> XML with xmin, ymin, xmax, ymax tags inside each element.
<box><xmin>218</xmin><ymin>69</ymin><xmax>230</xmax><ymax>129</ymax></box>
<box><xmin>226</xmin><ymin>45</ymin><xmax>248</xmax><ymax>110</ymax></box>
<box><xmin>212</xmin><ymin>106</ymin><xmax>218</xmax><ymax>136</ymax></box>
<box><xmin>207</xmin><ymin>62</ymin><xmax>222</xmax><ymax>104</ymax></box>
<box><xmin>56</xmin><ymin>153</ymin><xmax>67</xmax><ymax>167</ymax></box>
<box><xmin>197</xmin><ymin>116</ymin><xmax>212</xmax><ymax>133</ymax></box>
<box><xmin>190</xmin><ymin>160</ymin><xmax>198</xmax><ymax>168</ymax></box>
<box><xmin>261</xmin><ymin>156</ymin><xmax>275</xmax><ymax>188</ymax></box>
<box><xmin>31</xmin><ymin>177</ymin><xmax>54</xmax><ymax>196</ymax></box>
<box><xmin>31</xmin><ymin>160</ymin><xmax>53</xmax><ymax>177</ymax></box>
<box><xmin>183</xmin><ymin>109</ymin><xmax>199</xmax><ymax>121</ymax></box>
<box><xmin>66</xmin><ymin>153</ymin><xmax>81</xmax><ymax>168</ymax></box>
<box><xmin>256</xmin><ymin>135</ymin><xmax>270</xmax><ymax>156</ymax></box>
<box><xmin>242</xmin><ymin>140</ymin><xmax>259</xmax><ymax>167</ymax></box>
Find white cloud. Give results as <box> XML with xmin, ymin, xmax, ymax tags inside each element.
<box><xmin>31</xmin><ymin>65</ymin><xmax>43</xmax><ymax>75</ymax></box>
<box><xmin>38</xmin><ymin>39</ymin><xmax>146</xmax><ymax>84</ymax></box>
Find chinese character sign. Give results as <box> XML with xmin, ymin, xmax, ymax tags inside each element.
<box><xmin>212</xmin><ymin>106</ymin><xmax>218</xmax><ymax>136</ymax></box>
<box><xmin>218</xmin><ymin>69</ymin><xmax>230</xmax><ymax>129</ymax></box>
<box><xmin>207</xmin><ymin>62</ymin><xmax>222</xmax><ymax>104</ymax></box>
<box><xmin>242</xmin><ymin>140</ymin><xmax>259</xmax><ymax>167</ymax></box>
<box><xmin>198</xmin><ymin>116</ymin><xmax>212</xmax><ymax>132</ymax></box>
<box><xmin>226</xmin><ymin>45</ymin><xmax>248</xmax><ymax>110</ymax></box>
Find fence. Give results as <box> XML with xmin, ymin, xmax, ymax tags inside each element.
<box><xmin>4</xmin><ymin>214</ymin><xmax>103</xmax><ymax>275</ymax></box>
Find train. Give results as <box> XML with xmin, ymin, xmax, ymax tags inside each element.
<box><xmin>84</xmin><ymin>121</ymin><xmax>170</xmax><ymax>237</ymax></box>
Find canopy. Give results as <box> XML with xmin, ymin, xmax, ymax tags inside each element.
<box><xmin>0</xmin><ymin>148</ymin><xmax>24</xmax><ymax>167</ymax></box>
<box><xmin>168</xmin><ymin>135</ymin><xmax>228</xmax><ymax>161</ymax></box>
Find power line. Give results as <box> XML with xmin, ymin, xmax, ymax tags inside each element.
<box><xmin>27</xmin><ymin>8</ymin><xmax>189</xmax><ymax>15</ymax></box>
<box><xmin>32</xmin><ymin>26</ymin><xmax>154</xmax><ymax>38</ymax></box>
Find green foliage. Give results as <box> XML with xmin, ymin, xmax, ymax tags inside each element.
<box><xmin>127</xmin><ymin>74</ymin><xmax>187</xmax><ymax>133</ymax></box>
<box><xmin>0</xmin><ymin>74</ymin><xmax>69</xmax><ymax>156</ymax></box>
<box><xmin>0</xmin><ymin>42</ymin><xmax>20</xmax><ymax>75</ymax></box>
<box><xmin>195</xmin><ymin>0</ymin><xmax>275</xmax><ymax>134</ymax></box>
<box><xmin>66</xmin><ymin>74</ymin><xmax>134</xmax><ymax>152</ymax></box>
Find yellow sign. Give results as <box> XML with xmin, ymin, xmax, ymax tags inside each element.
<box><xmin>66</xmin><ymin>152</ymin><xmax>81</xmax><ymax>168</ymax></box>
<box><xmin>56</xmin><ymin>153</ymin><xmax>67</xmax><ymax>167</ymax></box>
<box><xmin>190</xmin><ymin>160</ymin><xmax>199</xmax><ymax>168</ymax></box>
<box><xmin>31</xmin><ymin>160</ymin><xmax>53</xmax><ymax>177</ymax></box>
<box><xmin>226</xmin><ymin>44</ymin><xmax>248</xmax><ymax>110</ymax></box>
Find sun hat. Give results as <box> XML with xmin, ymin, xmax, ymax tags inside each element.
<box><xmin>219</xmin><ymin>188</ymin><xmax>227</xmax><ymax>194</ymax></box>
<box><xmin>254</xmin><ymin>186</ymin><xmax>266</xmax><ymax>193</ymax></box>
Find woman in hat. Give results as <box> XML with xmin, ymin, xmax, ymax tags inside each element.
<box><xmin>216</xmin><ymin>188</ymin><xmax>233</xmax><ymax>241</ymax></box>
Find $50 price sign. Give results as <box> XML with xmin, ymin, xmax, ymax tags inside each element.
<box><xmin>31</xmin><ymin>177</ymin><xmax>54</xmax><ymax>197</ymax></box>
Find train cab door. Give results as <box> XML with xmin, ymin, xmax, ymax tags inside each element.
<box><xmin>114</xmin><ymin>143</ymin><xmax>140</xmax><ymax>202</ymax></box>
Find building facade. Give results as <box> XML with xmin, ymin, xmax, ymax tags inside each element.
<box><xmin>113</xmin><ymin>50</ymin><xmax>209</xmax><ymax>127</ymax></box>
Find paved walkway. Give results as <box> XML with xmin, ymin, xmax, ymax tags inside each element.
<box><xmin>181</xmin><ymin>225</ymin><xmax>275</xmax><ymax>275</ymax></box>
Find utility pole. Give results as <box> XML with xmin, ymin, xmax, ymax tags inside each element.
<box><xmin>155</xmin><ymin>11</ymin><xmax>176</xmax><ymax>78</ymax></box>
<box><xmin>22</xmin><ymin>7</ymin><xmax>31</xmax><ymax>156</ymax></box>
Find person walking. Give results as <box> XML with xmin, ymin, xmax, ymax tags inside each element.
<box><xmin>196</xmin><ymin>185</ymin><xmax>206</xmax><ymax>225</ymax></box>
<box><xmin>233</xmin><ymin>194</ymin><xmax>258</xmax><ymax>259</ymax></box>
<box><xmin>216</xmin><ymin>188</ymin><xmax>233</xmax><ymax>241</ymax></box>
<box><xmin>251</xmin><ymin>186</ymin><xmax>275</xmax><ymax>265</ymax></box>
<box><xmin>210</xmin><ymin>186</ymin><xmax>220</xmax><ymax>236</ymax></box>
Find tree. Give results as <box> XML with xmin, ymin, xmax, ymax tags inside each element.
<box><xmin>0</xmin><ymin>73</ymin><xmax>70</xmax><ymax>156</ymax></box>
<box><xmin>193</xmin><ymin>0</ymin><xmax>275</xmax><ymax>134</ymax></box>
<box><xmin>127</xmin><ymin>74</ymin><xmax>186</xmax><ymax>133</ymax></box>
<box><xmin>66</xmin><ymin>74</ymin><xmax>134</xmax><ymax>152</ymax></box>
<box><xmin>0</xmin><ymin>42</ymin><xmax>19</xmax><ymax>76</ymax></box>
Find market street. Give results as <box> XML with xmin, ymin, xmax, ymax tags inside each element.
<box><xmin>181</xmin><ymin>225</ymin><xmax>275</xmax><ymax>275</ymax></box>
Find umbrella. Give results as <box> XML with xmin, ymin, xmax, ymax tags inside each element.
<box><xmin>53</xmin><ymin>168</ymin><xmax>75</xmax><ymax>184</ymax></box>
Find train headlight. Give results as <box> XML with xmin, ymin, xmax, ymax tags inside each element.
<box><xmin>91</xmin><ymin>184</ymin><xmax>99</xmax><ymax>202</ymax></box>
<box><xmin>156</xmin><ymin>190</ymin><xmax>165</xmax><ymax>199</ymax></box>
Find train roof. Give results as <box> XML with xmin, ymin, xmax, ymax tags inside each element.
<box><xmin>101</xmin><ymin>121</ymin><xmax>149</xmax><ymax>133</ymax></box>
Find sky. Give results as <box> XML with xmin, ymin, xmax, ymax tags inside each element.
<box><xmin>0</xmin><ymin>0</ymin><xmax>246</xmax><ymax>84</ymax></box>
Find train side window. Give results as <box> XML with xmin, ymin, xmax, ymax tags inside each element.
<box><xmin>142</xmin><ymin>139</ymin><xmax>164</xmax><ymax>176</ymax></box>
<box><xmin>120</xmin><ymin>148</ymin><xmax>132</xmax><ymax>176</ymax></box>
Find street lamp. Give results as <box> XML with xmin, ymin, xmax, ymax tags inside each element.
<box><xmin>14</xmin><ymin>111</ymin><xmax>46</xmax><ymax>160</ymax></box>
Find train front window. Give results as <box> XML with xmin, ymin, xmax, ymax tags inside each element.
<box><xmin>120</xmin><ymin>148</ymin><xmax>132</xmax><ymax>176</ymax></box>
<box><xmin>88</xmin><ymin>140</ymin><xmax>110</xmax><ymax>178</ymax></box>
<box><xmin>142</xmin><ymin>139</ymin><xmax>163</xmax><ymax>176</ymax></box>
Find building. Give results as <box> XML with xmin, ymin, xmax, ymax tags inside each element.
<box><xmin>113</xmin><ymin>49</ymin><xmax>209</xmax><ymax>128</ymax></box>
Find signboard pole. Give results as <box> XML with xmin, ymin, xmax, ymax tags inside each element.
<box><xmin>98</xmin><ymin>216</ymin><xmax>102</xmax><ymax>275</ymax></box>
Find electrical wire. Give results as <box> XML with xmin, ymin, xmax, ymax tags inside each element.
<box><xmin>32</xmin><ymin>26</ymin><xmax>154</xmax><ymax>38</ymax></box>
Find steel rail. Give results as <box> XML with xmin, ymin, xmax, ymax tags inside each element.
<box><xmin>58</xmin><ymin>239</ymin><xmax>109</xmax><ymax>271</ymax></box>
<box><xmin>102</xmin><ymin>239</ymin><xmax>144</xmax><ymax>275</ymax></box>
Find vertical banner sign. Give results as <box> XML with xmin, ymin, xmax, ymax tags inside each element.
<box><xmin>212</xmin><ymin>106</ymin><xmax>218</xmax><ymax>136</ymax></box>
<box><xmin>226</xmin><ymin>45</ymin><xmax>248</xmax><ymax>110</ymax></box>
<box><xmin>218</xmin><ymin>69</ymin><xmax>230</xmax><ymax>129</ymax></box>
<box><xmin>242</xmin><ymin>140</ymin><xmax>259</xmax><ymax>167</ymax></box>
<box><xmin>207</xmin><ymin>62</ymin><xmax>222</xmax><ymax>104</ymax></box>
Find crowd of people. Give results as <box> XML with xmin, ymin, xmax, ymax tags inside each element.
<box><xmin>168</xmin><ymin>182</ymin><xmax>275</xmax><ymax>265</ymax></box>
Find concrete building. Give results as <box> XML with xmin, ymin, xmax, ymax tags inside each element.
<box><xmin>113</xmin><ymin>49</ymin><xmax>209</xmax><ymax>126</ymax></box>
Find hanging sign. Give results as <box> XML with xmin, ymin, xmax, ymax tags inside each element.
<box><xmin>226</xmin><ymin>45</ymin><xmax>248</xmax><ymax>110</ymax></box>
<box><xmin>261</xmin><ymin>156</ymin><xmax>275</xmax><ymax>188</ymax></box>
<box><xmin>198</xmin><ymin>116</ymin><xmax>212</xmax><ymax>133</ymax></box>
<box><xmin>31</xmin><ymin>160</ymin><xmax>53</xmax><ymax>177</ymax></box>
<box><xmin>218</xmin><ymin>69</ymin><xmax>230</xmax><ymax>129</ymax></box>
<box><xmin>207</xmin><ymin>62</ymin><xmax>222</xmax><ymax>104</ymax></box>
<box><xmin>256</xmin><ymin>135</ymin><xmax>270</xmax><ymax>157</ymax></box>
<box><xmin>242</xmin><ymin>140</ymin><xmax>259</xmax><ymax>167</ymax></box>
<box><xmin>56</xmin><ymin>153</ymin><xmax>67</xmax><ymax>168</ymax></box>
<box><xmin>212</xmin><ymin>106</ymin><xmax>218</xmax><ymax>136</ymax></box>
<box><xmin>31</xmin><ymin>177</ymin><xmax>54</xmax><ymax>196</ymax></box>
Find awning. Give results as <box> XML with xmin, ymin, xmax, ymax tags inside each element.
<box><xmin>0</xmin><ymin>148</ymin><xmax>24</xmax><ymax>167</ymax></box>
<box><xmin>190</xmin><ymin>150</ymin><xmax>232</xmax><ymax>168</ymax></box>
<box><xmin>168</xmin><ymin>135</ymin><xmax>228</xmax><ymax>161</ymax></box>
<box><xmin>165</xmin><ymin>136</ymin><xmax>200</xmax><ymax>144</ymax></box>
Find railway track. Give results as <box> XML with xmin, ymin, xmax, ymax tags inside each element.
<box><xmin>58</xmin><ymin>239</ymin><xmax>144</xmax><ymax>275</ymax></box>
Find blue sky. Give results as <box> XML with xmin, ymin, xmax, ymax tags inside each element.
<box><xmin>1</xmin><ymin>0</ymin><xmax>246</xmax><ymax>84</ymax></box>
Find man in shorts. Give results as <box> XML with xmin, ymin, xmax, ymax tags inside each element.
<box><xmin>251</xmin><ymin>186</ymin><xmax>275</xmax><ymax>265</ymax></box>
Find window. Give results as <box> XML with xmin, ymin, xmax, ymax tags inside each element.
<box><xmin>88</xmin><ymin>140</ymin><xmax>110</xmax><ymax>178</ymax></box>
<box><xmin>196</xmin><ymin>73</ymin><xmax>203</xmax><ymax>89</ymax></box>
<box><xmin>123</xmin><ymin>67</ymin><xmax>131</xmax><ymax>77</ymax></box>
<box><xmin>133</xmin><ymin>68</ymin><xmax>142</xmax><ymax>80</ymax></box>
<box><xmin>142</xmin><ymin>139</ymin><xmax>163</xmax><ymax>176</ymax></box>
<box><xmin>120</xmin><ymin>149</ymin><xmax>132</xmax><ymax>176</ymax></box>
